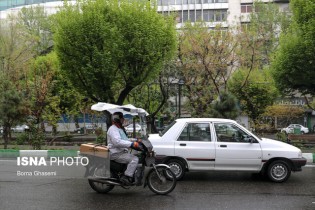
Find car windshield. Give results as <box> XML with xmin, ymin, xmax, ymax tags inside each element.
<box><xmin>159</xmin><ymin>121</ymin><xmax>176</xmax><ymax>137</ymax></box>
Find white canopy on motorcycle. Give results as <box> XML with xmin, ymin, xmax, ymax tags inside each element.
<box><xmin>91</xmin><ymin>102</ymin><xmax>149</xmax><ymax>116</ymax></box>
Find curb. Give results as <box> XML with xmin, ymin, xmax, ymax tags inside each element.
<box><xmin>302</xmin><ymin>153</ymin><xmax>315</xmax><ymax>164</ymax></box>
<box><xmin>0</xmin><ymin>150</ymin><xmax>314</xmax><ymax>164</ymax></box>
<box><xmin>0</xmin><ymin>149</ymin><xmax>79</xmax><ymax>158</ymax></box>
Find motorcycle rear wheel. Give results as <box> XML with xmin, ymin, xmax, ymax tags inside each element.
<box><xmin>88</xmin><ymin>169</ymin><xmax>115</xmax><ymax>194</ymax></box>
<box><xmin>88</xmin><ymin>179</ymin><xmax>115</xmax><ymax>193</ymax></box>
<box><xmin>147</xmin><ymin>167</ymin><xmax>176</xmax><ymax>195</ymax></box>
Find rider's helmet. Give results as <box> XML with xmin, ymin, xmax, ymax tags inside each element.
<box><xmin>112</xmin><ymin>112</ymin><xmax>124</xmax><ymax>124</ymax></box>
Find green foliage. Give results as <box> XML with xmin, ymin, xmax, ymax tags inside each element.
<box><xmin>96</xmin><ymin>134</ymin><xmax>106</xmax><ymax>144</ymax></box>
<box><xmin>94</xmin><ymin>128</ymin><xmax>106</xmax><ymax>144</ymax></box>
<box><xmin>53</xmin><ymin>0</ymin><xmax>177</xmax><ymax>104</ymax></box>
<box><xmin>15</xmin><ymin>133</ymin><xmax>29</xmax><ymax>145</ymax></box>
<box><xmin>178</xmin><ymin>22</ymin><xmax>238</xmax><ymax>117</ymax></box>
<box><xmin>17</xmin><ymin>6</ymin><xmax>53</xmax><ymax>55</ymax></box>
<box><xmin>0</xmin><ymin>76</ymin><xmax>26</xmax><ymax>124</ymax></box>
<box><xmin>228</xmin><ymin>68</ymin><xmax>279</xmax><ymax>124</ymax></box>
<box><xmin>210</xmin><ymin>92</ymin><xmax>240</xmax><ymax>120</ymax></box>
<box><xmin>27</xmin><ymin>52</ymin><xmax>60</xmax><ymax>133</ymax></box>
<box><xmin>276</xmin><ymin>131</ymin><xmax>287</xmax><ymax>142</ymax></box>
<box><xmin>271</xmin><ymin>0</ymin><xmax>315</xmax><ymax>95</ymax></box>
<box><xmin>28</xmin><ymin>125</ymin><xmax>45</xmax><ymax>150</ymax></box>
<box><xmin>237</xmin><ymin>1</ymin><xmax>290</xmax><ymax>68</ymax></box>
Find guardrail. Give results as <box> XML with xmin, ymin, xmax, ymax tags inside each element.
<box><xmin>288</xmin><ymin>134</ymin><xmax>315</xmax><ymax>147</ymax></box>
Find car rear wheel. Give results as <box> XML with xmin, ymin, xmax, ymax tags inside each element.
<box><xmin>267</xmin><ymin>160</ymin><xmax>291</xmax><ymax>183</ymax></box>
<box><xmin>166</xmin><ymin>159</ymin><xmax>185</xmax><ymax>180</ymax></box>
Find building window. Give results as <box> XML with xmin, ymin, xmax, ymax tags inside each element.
<box><xmin>163</xmin><ymin>9</ymin><xmax>227</xmax><ymax>23</ymax></box>
<box><xmin>183</xmin><ymin>11</ymin><xmax>188</xmax><ymax>22</ymax></box>
<box><xmin>203</xmin><ymin>9</ymin><xmax>227</xmax><ymax>22</ymax></box>
<box><xmin>241</xmin><ymin>4</ymin><xmax>252</xmax><ymax>13</ymax></box>
<box><xmin>189</xmin><ymin>10</ymin><xmax>195</xmax><ymax>22</ymax></box>
<box><xmin>196</xmin><ymin>10</ymin><xmax>202</xmax><ymax>21</ymax></box>
<box><xmin>204</xmin><ymin>0</ymin><xmax>228</xmax><ymax>3</ymax></box>
<box><xmin>169</xmin><ymin>0</ymin><xmax>175</xmax><ymax>5</ymax></box>
<box><xmin>176</xmin><ymin>0</ymin><xmax>182</xmax><ymax>5</ymax></box>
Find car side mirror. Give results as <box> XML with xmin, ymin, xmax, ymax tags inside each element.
<box><xmin>249</xmin><ymin>137</ymin><xmax>256</xmax><ymax>143</ymax></box>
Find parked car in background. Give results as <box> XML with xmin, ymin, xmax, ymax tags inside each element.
<box><xmin>149</xmin><ymin>118</ymin><xmax>306</xmax><ymax>183</ymax></box>
<box><xmin>74</xmin><ymin>124</ymin><xmax>97</xmax><ymax>134</ymax></box>
<box><xmin>11</xmin><ymin>125</ymin><xmax>29</xmax><ymax>132</ymax></box>
<box><xmin>125</xmin><ymin>123</ymin><xmax>142</xmax><ymax>133</ymax></box>
<box><xmin>281</xmin><ymin>124</ymin><xmax>309</xmax><ymax>134</ymax></box>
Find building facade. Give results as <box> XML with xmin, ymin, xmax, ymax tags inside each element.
<box><xmin>1</xmin><ymin>0</ymin><xmax>290</xmax><ymax>25</ymax></box>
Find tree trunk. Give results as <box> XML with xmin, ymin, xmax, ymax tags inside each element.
<box><xmin>150</xmin><ymin>116</ymin><xmax>158</xmax><ymax>134</ymax></box>
<box><xmin>116</xmin><ymin>85</ymin><xmax>133</xmax><ymax>105</ymax></box>
<box><xmin>3</xmin><ymin>126</ymin><xmax>10</xmax><ymax>149</ymax></box>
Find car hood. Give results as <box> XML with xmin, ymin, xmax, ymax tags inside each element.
<box><xmin>260</xmin><ymin>137</ymin><xmax>300</xmax><ymax>152</ymax></box>
<box><xmin>149</xmin><ymin>134</ymin><xmax>162</xmax><ymax>141</ymax></box>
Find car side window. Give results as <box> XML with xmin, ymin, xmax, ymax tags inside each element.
<box><xmin>214</xmin><ymin>123</ymin><xmax>252</xmax><ymax>143</ymax></box>
<box><xmin>178</xmin><ymin>123</ymin><xmax>211</xmax><ymax>142</ymax></box>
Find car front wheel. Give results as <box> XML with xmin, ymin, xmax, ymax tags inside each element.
<box><xmin>166</xmin><ymin>159</ymin><xmax>185</xmax><ymax>180</ymax></box>
<box><xmin>267</xmin><ymin>160</ymin><xmax>291</xmax><ymax>183</ymax></box>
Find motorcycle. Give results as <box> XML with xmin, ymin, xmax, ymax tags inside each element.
<box><xmin>81</xmin><ymin>103</ymin><xmax>177</xmax><ymax>195</ymax></box>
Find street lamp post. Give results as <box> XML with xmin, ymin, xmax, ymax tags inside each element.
<box><xmin>178</xmin><ymin>79</ymin><xmax>184</xmax><ymax>118</ymax></box>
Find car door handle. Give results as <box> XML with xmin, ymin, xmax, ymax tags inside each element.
<box><xmin>179</xmin><ymin>143</ymin><xmax>186</xmax><ymax>146</ymax></box>
<box><xmin>219</xmin><ymin>145</ymin><xmax>227</xmax><ymax>148</ymax></box>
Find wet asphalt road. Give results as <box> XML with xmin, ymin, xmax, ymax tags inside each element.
<box><xmin>1</xmin><ymin>165</ymin><xmax>315</xmax><ymax>210</ymax></box>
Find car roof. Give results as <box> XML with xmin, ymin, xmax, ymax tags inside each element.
<box><xmin>175</xmin><ymin>118</ymin><xmax>237</xmax><ymax>123</ymax></box>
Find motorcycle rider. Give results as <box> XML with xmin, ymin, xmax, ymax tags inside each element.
<box><xmin>107</xmin><ymin>111</ymin><xmax>141</xmax><ymax>185</ymax></box>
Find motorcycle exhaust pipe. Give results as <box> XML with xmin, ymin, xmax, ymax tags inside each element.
<box><xmin>88</xmin><ymin>178</ymin><xmax>121</xmax><ymax>186</ymax></box>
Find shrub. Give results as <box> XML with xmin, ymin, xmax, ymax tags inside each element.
<box><xmin>15</xmin><ymin>133</ymin><xmax>29</xmax><ymax>145</ymax></box>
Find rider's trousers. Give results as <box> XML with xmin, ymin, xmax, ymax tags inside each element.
<box><xmin>110</xmin><ymin>151</ymin><xmax>139</xmax><ymax>177</ymax></box>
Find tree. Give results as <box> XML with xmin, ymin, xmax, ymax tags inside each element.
<box><xmin>237</xmin><ymin>1</ymin><xmax>290</xmax><ymax>70</ymax></box>
<box><xmin>0</xmin><ymin>6</ymin><xmax>56</xmax><ymax>148</ymax></box>
<box><xmin>127</xmin><ymin>60</ymin><xmax>181</xmax><ymax>132</ymax></box>
<box><xmin>17</xmin><ymin>6</ymin><xmax>53</xmax><ymax>56</ymax></box>
<box><xmin>228</xmin><ymin>68</ymin><xmax>279</xmax><ymax>127</ymax></box>
<box><xmin>263</xmin><ymin>104</ymin><xmax>305</xmax><ymax>127</ymax></box>
<box><xmin>53</xmin><ymin>0</ymin><xmax>177</xmax><ymax>105</ymax></box>
<box><xmin>177</xmin><ymin>22</ymin><xmax>238</xmax><ymax>117</ymax></box>
<box><xmin>0</xmin><ymin>74</ymin><xmax>29</xmax><ymax>149</ymax></box>
<box><xmin>271</xmin><ymin>0</ymin><xmax>315</xmax><ymax>108</ymax></box>
<box><xmin>228</xmin><ymin>1</ymin><xmax>289</xmax><ymax>127</ymax></box>
<box><xmin>0</xmin><ymin>13</ymin><xmax>35</xmax><ymax>147</ymax></box>
<box><xmin>210</xmin><ymin>92</ymin><xmax>240</xmax><ymax>119</ymax></box>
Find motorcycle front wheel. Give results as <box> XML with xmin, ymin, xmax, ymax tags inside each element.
<box><xmin>147</xmin><ymin>166</ymin><xmax>176</xmax><ymax>195</ymax></box>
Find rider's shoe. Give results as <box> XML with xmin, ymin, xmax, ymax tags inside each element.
<box><xmin>120</xmin><ymin>175</ymin><xmax>134</xmax><ymax>186</ymax></box>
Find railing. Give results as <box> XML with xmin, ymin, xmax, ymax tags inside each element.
<box><xmin>287</xmin><ymin>134</ymin><xmax>315</xmax><ymax>148</ymax></box>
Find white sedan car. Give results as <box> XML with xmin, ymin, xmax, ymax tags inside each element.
<box><xmin>149</xmin><ymin>118</ymin><xmax>306</xmax><ymax>183</ymax></box>
<box><xmin>11</xmin><ymin>125</ymin><xmax>29</xmax><ymax>132</ymax></box>
<box><xmin>281</xmin><ymin>124</ymin><xmax>309</xmax><ymax>134</ymax></box>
